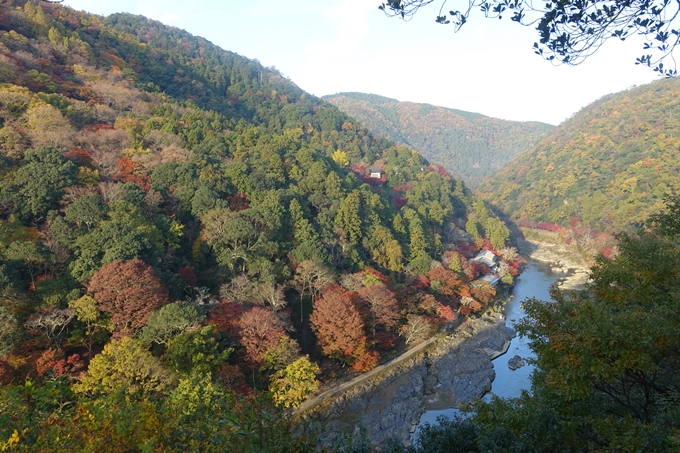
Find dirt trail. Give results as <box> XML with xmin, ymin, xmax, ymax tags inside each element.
<box><xmin>297</xmin><ymin>332</ymin><xmax>441</xmax><ymax>414</ymax></box>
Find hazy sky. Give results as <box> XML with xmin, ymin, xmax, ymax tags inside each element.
<box><xmin>63</xmin><ymin>0</ymin><xmax>661</xmax><ymax>125</ymax></box>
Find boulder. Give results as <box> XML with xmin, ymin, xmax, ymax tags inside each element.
<box><xmin>507</xmin><ymin>355</ymin><xmax>525</xmax><ymax>370</ymax></box>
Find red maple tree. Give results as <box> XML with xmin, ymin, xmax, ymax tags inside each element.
<box><xmin>425</xmin><ymin>266</ymin><xmax>463</xmax><ymax>296</ymax></box>
<box><xmin>351</xmin><ymin>344</ymin><xmax>379</xmax><ymax>372</ymax></box>
<box><xmin>310</xmin><ymin>285</ymin><xmax>367</xmax><ymax>363</ymax></box>
<box><xmin>436</xmin><ymin>303</ymin><xmax>457</xmax><ymax>322</ymax></box>
<box><xmin>470</xmin><ymin>281</ymin><xmax>496</xmax><ymax>305</ymax></box>
<box><xmin>64</xmin><ymin>147</ymin><xmax>94</xmax><ymax>166</ymax></box>
<box><xmin>116</xmin><ymin>157</ymin><xmax>150</xmax><ymax>190</ymax></box>
<box><xmin>87</xmin><ymin>259</ymin><xmax>169</xmax><ymax>338</ymax></box>
<box><xmin>35</xmin><ymin>349</ymin><xmax>84</xmax><ymax>379</ymax></box>
<box><xmin>214</xmin><ymin>363</ymin><xmax>251</xmax><ymax>394</ymax></box>
<box><xmin>209</xmin><ymin>300</ymin><xmax>245</xmax><ymax>340</ymax></box>
<box><xmin>177</xmin><ymin>266</ymin><xmax>198</xmax><ymax>286</ymax></box>
<box><xmin>237</xmin><ymin>306</ymin><xmax>286</xmax><ymax>369</ymax></box>
<box><xmin>357</xmin><ymin>283</ymin><xmax>400</xmax><ymax>333</ymax></box>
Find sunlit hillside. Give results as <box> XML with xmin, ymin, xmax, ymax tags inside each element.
<box><xmin>477</xmin><ymin>77</ymin><xmax>680</xmax><ymax>232</ymax></box>
<box><xmin>325</xmin><ymin>92</ymin><xmax>554</xmax><ymax>187</ymax></box>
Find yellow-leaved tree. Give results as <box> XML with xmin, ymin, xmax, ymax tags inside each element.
<box><xmin>68</xmin><ymin>295</ymin><xmax>110</xmax><ymax>352</ymax></box>
<box><xmin>331</xmin><ymin>149</ymin><xmax>349</xmax><ymax>167</ymax></box>
<box><xmin>269</xmin><ymin>356</ymin><xmax>319</xmax><ymax>409</ymax></box>
<box><xmin>74</xmin><ymin>337</ymin><xmax>175</xmax><ymax>396</ymax></box>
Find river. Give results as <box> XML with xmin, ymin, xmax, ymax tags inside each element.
<box><xmin>415</xmin><ymin>259</ymin><xmax>565</xmax><ymax>429</ymax></box>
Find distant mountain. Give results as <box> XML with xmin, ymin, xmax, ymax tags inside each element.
<box><xmin>324</xmin><ymin>92</ymin><xmax>554</xmax><ymax>187</ymax></box>
<box><xmin>477</xmin><ymin>77</ymin><xmax>680</xmax><ymax>232</ymax></box>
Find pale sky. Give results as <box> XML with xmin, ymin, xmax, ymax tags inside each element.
<box><xmin>62</xmin><ymin>0</ymin><xmax>662</xmax><ymax>125</ymax></box>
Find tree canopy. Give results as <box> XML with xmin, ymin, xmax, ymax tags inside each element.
<box><xmin>325</xmin><ymin>93</ymin><xmax>553</xmax><ymax>188</ymax></box>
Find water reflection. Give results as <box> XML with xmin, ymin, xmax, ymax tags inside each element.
<box><xmin>487</xmin><ymin>260</ymin><xmax>557</xmax><ymax>399</ymax></box>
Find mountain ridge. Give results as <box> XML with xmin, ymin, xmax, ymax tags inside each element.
<box><xmin>324</xmin><ymin>92</ymin><xmax>554</xmax><ymax>187</ymax></box>
<box><xmin>476</xmin><ymin>77</ymin><xmax>680</xmax><ymax>232</ymax></box>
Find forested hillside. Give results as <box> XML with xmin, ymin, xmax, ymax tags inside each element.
<box><xmin>477</xmin><ymin>78</ymin><xmax>680</xmax><ymax>232</ymax></box>
<box><xmin>0</xmin><ymin>2</ymin><xmax>519</xmax><ymax>450</ymax></box>
<box><xmin>324</xmin><ymin>92</ymin><xmax>554</xmax><ymax>187</ymax></box>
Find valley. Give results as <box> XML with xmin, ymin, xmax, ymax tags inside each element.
<box><xmin>0</xmin><ymin>1</ymin><xmax>679</xmax><ymax>452</ymax></box>
<box><xmin>325</xmin><ymin>92</ymin><xmax>554</xmax><ymax>188</ymax></box>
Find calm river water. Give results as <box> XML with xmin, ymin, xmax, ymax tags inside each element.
<box><xmin>416</xmin><ymin>259</ymin><xmax>562</xmax><ymax>429</ymax></box>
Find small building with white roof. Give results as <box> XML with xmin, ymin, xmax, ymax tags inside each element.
<box><xmin>471</xmin><ymin>250</ymin><xmax>497</xmax><ymax>270</ymax></box>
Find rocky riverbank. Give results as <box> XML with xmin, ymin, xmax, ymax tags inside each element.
<box><xmin>516</xmin><ymin>238</ymin><xmax>591</xmax><ymax>290</ymax></box>
<box><xmin>423</xmin><ymin>316</ymin><xmax>512</xmax><ymax>410</ymax></box>
<box><xmin>301</xmin><ymin>316</ymin><xmax>513</xmax><ymax>447</ymax></box>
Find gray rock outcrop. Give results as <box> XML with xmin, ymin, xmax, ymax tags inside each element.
<box><xmin>301</xmin><ymin>317</ymin><xmax>513</xmax><ymax>447</ymax></box>
<box><xmin>518</xmin><ymin>238</ymin><xmax>590</xmax><ymax>290</ymax></box>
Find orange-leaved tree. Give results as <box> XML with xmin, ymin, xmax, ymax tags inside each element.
<box><xmin>87</xmin><ymin>259</ymin><xmax>169</xmax><ymax>338</ymax></box>
<box><xmin>310</xmin><ymin>284</ymin><xmax>367</xmax><ymax>363</ymax></box>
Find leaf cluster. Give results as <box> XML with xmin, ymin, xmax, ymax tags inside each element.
<box><xmin>380</xmin><ymin>0</ymin><xmax>680</xmax><ymax>75</ymax></box>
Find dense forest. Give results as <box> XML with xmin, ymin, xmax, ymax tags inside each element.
<box><xmin>477</xmin><ymin>77</ymin><xmax>680</xmax><ymax>233</ymax></box>
<box><xmin>324</xmin><ymin>92</ymin><xmax>554</xmax><ymax>187</ymax></box>
<box><xmin>0</xmin><ymin>2</ymin><xmax>520</xmax><ymax>450</ymax></box>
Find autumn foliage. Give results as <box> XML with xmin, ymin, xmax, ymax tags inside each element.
<box><xmin>87</xmin><ymin>259</ymin><xmax>169</xmax><ymax>338</ymax></box>
<box><xmin>209</xmin><ymin>300</ymin><xmax>245</xmax><ymax>340</ymax></box>
<box><xmin>359</xmin><ymin>268</ymin><xmax>390</xmax><ymax>287</ymax></box>
<box><xmin>227</xmin><ymin>192</ymin><xmax>249</xmax><ymax>211</ymax></box>
<box><xmin>64</xmin><ymin>147</ymin><xmax>94</xmax><ymax>166</ymax></box>
<box><xmin>357</xmin><ymin>283</ymin><xmax>400</xmax><ymax>332</ymax></box>
<box><xmin>237</xmin><ymin>306</ymin><xmax>286</xmax><ymax>368</ymax></box>
<box><xmin>425</xmin><ymin>266</ymin><xmax>463</xmax><ymax>296</ymax></box>
<box><xmin>0</xmin><ymin>360</ymin><xmax>13</xmax><ymax>385</ymax></box>
<box><xmin>350</xmin><ymin>344</ymin><xmax>379</xmax><ymax>372</ymax></box>
<box><xmin>116</xmin><ymin>157</ymin><xmax>150</xmax><ymax>190</ymax></box>
<box><xmin>177</xmin><ymin>266</ymin><xmax>198</xmax><ymax>286</ymax></box>
<box><xmin>470</xmin><ymin>281</ymin><xmax>497</xmax><ymax>305</ymax></box>
<box><xmin>310</xmin><ymin>285</ymin><xmax>367</xmax><ymax>364</ymax></box>
<box><xmin>35</xmin><ymin>349</ymin><xmax>84</xmax><ymax>379</ymax></box>
<box><xmin>0</xmin><ymin>3</ymin><xmax>524</xmax><ymax>448</ymax></box>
